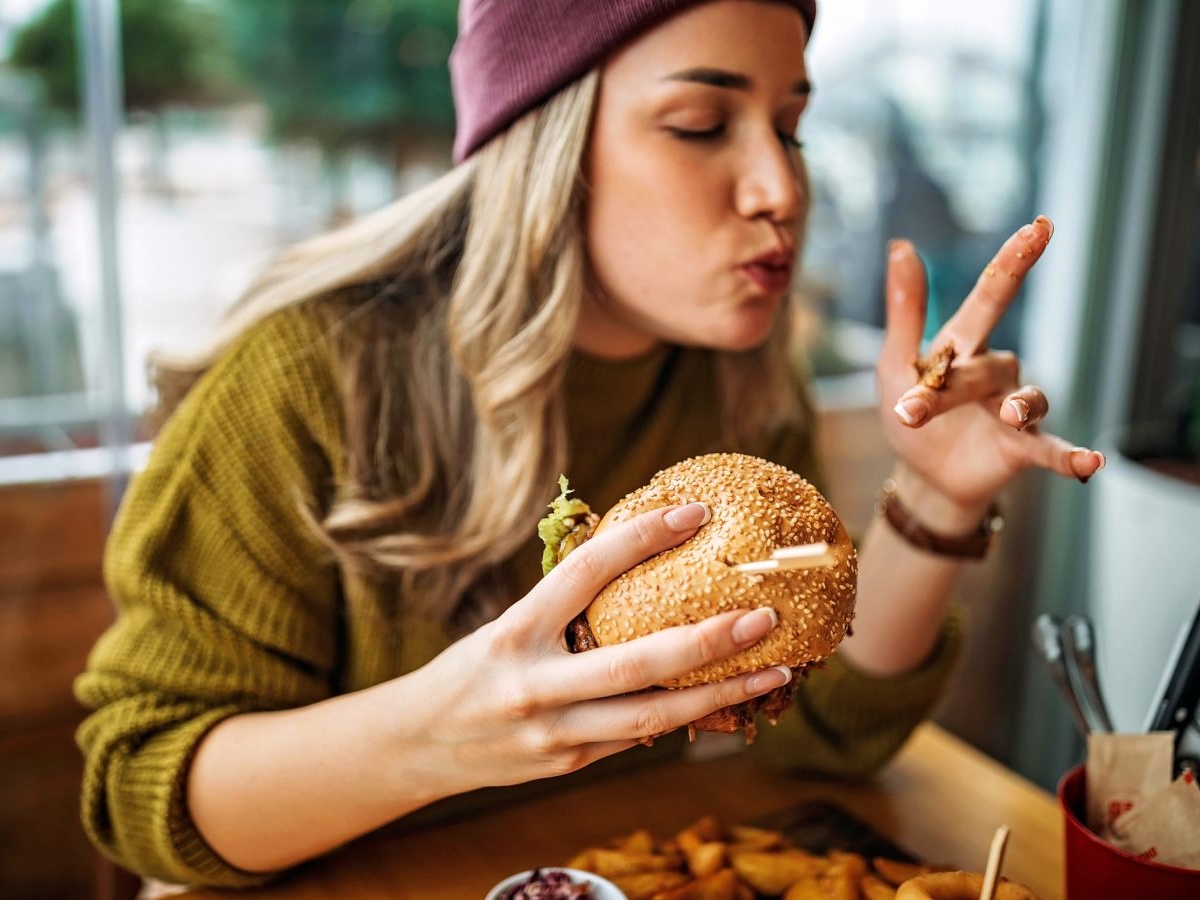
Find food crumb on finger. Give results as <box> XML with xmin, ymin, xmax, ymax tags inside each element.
<box><xmin>912</xmin><ymin>345</ymin><xmax>956</xmax><ymax>391</ymax></box>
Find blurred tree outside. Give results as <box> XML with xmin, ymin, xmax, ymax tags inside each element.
<box><xmin>214</xmin><ymin>0</ymin><xmax>458</xmax><ymax>221</ymax></box>
<box><xmin>7</xmin><ymin>0</ymin><xmax>238</xmax><ymax>197</ymax></box>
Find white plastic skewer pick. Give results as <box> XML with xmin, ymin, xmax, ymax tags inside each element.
<box><xmin>732</xmin><ymin>542</ymin><xmax>833</xmax><ymax>574</ymax></box>
<box><xmin>979</xmin><ymin>825</ymin><xmax>1010</xmax><ymax>900</ymax></box>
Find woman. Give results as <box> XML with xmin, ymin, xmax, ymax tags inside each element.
<box><xmin>76</xmin><ymin>0</ymin><xmax>1105</xmax><ymax>888</ymax></box>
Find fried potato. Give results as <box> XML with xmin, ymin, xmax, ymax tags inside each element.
<box><xmin>728</xmin><ymin>825</ymin><xmax>788</xmax><ymax>851</ymax></box>
<box><xmin>565</xmin><ymin>849</ymin><xmax>597</xmax><ymax>871</ymax></box>
<box><xmin>565</xmin><ymin>814</ymin><xmax>939</xmax><ymax>900</ymax></box>
<box><xmin>730</xmin><ymin>849</ymin><xmax>825</xmax><ymax>894</ymax></box>
<box><xmin>618</xmin><ymin>829</ymin><xmax>658</xmax><ymax>854</ymax></box>
<box><xmin>677</xmin><ymin>830</ymin><xmax>703</xmax><ymax>855</ymax></box>
<box><xmin>686</xmin><ymin>842</ymin><xmax>728</xmax><ymax>878</ymax></box>
<box><xmin>677</xmin><ymin>815</ymin><xmax>724</xmax><ymax>843</ymax></box>
<box><xmin>611</xmin><ymin>871</ymin><xmax>691</xmax><ymax>899</ymax></box>
<box><xmin>826</xmin><ymin>850</ymin><xmax>868</xmax><ymax>879</ymax></box>
<box><xmin>873</xmin><ymin>858</ymin><xmax>949</xmax><ymax>886</ymax></box>
<box><xmin>650</xmin><ymin>867</ymin><xmax>739</xmax><ymax>900</ymax></box>
<box><xmin>589</xmin><ymin>849</ymin><xmax>675</xmax><ymax>878</ymax></box>
<box><xmin>860</xmin><ymin>873</ymin><xmax>898</xmax><ymax>900</ymax></box>
<box><xmin>819</xmin><ymin>870</ymin><xmax>858</xmax><ymax>900</ymax></box>
<box><xmin>782</xmin><ymin>877</ymin><xmax>826</xmax><ymax>900</ymax></box>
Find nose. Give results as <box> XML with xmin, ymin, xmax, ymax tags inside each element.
<box><xmin>734</xmin><ymin>135</ymin><xmax>805</xmax><ymax>226</ymax></box>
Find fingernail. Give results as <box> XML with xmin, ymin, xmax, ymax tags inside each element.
<box><xmin>894</xmin><ymin>396</ymin><xmax>929</xmax><ymax>426</ymax></box>
<box><xmin>731</xmin><ymin>608</ymin><xmax>778</xmax><ymax>645</ymax></box>
<box><xmin>1034</xmin><ymin>215</ymin><xmax>1054</xmax><ymax>239</ymax></box>
<box><xmin>1096</xmin><ymin>451</ymin><xmax>1107</xmax><ymax>471</ymax></box>
<box><xmin>1007</xmin><ymin>397</ymin><xmax>1030</xmax><ymax>428</ymax></box>
<box><xmin>888</xmin><ymin>239</ymin><xmax>905</xmax><ymax>260</ymax></box>
<box><xmin>746</xmin><ymin>665</ymin><xmax>792</xmax><ymax>694</ymax></box>
<box><xmin>1070</xmin><ymin>447</ymin><xmax>1094</xmax><ymax>484</ymax></box>
<box><xmin>664</xmin><ymin>502</ymin><xmax>711</xmax><ymax>531</ymax></box>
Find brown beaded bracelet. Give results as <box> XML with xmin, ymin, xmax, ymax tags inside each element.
<box><xmin>876</xmin><ymin>478</ymin><xmax>1004</xmax><ymax>559</ymax></box>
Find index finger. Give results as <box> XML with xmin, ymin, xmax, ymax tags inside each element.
<box><xmin>934</xmin><ymin>216</ymin><xmax>1053</xmax><ymax>357</ymax></box>
<box><xmin>514</xmin><ymin>502</ymin><xmax>711</xmax><ymax>641</ymax></box>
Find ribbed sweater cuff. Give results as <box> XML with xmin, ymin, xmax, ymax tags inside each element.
<box><xmin>120</xmin><ymin>707</ymin><xmax>275</xmax><ymax>889</ymax></box>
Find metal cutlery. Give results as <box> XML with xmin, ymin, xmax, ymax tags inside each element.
<box><xmin>1061</xmin><ymin>614</ymin><xmax>1115</xmax><ymax>733</ymax></box>
<box><xmin>1031</xmin><ymin>613</ymin><xmax>1091</xmax><ymax>738</ymax></box>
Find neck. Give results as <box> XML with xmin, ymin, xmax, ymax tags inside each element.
<box><xmin>573</xmin><ymin>290</ymin><xmax>662</xmax><ymax>360</ymax></box>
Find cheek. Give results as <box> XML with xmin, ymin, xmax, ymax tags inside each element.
<box><xmin>586</xmin><ymin>137</ymin><xmax>725</xmax><ymax>298</ymax></box>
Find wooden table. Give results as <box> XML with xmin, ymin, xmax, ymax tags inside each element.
<box><xmin>187</xmin><ymin>724</ymin><xmax>1064</xmax><ymax>899</ymax></box>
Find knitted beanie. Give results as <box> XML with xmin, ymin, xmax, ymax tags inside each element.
<box><xmin>450</xmin><ymin>0</ymin><xmax>817</xmax><ymax>162</ymax></box>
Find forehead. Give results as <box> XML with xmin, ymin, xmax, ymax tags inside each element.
<box><xmin>600</xmin><ymin>1</ymin><xmax>810</xmax><ymax>88</ymax></box>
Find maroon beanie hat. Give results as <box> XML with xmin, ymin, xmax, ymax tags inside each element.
<box><xmin>450</xmin><ymin>0</ymin><xmax>817</xmax><ymax>162</ymax></box>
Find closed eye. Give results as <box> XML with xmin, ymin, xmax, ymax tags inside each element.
<box><xmin>668</xmin><ymin>124</ymin><xmax>726</xmax><ymax>141</ymax></box>
<box><xmin>778</xmin><ymin>131</ymin><xmax>804</xmax><ymax>150</ymax></box>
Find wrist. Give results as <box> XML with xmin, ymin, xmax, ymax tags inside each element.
<box><xmin>878</xmin><ymin>467</ymin><xmax>1003</xmax><ymax>560</ymax></box>
<box><xmin>888</xmin><ymin>466</ymin><xmax>992</xmax><ymax>534</ymax></box>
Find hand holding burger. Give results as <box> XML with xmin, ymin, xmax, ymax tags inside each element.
<box><xmin>540</xmin><ymin>453</ymin><xmax>858</xmax><ymax>741</ymax></box>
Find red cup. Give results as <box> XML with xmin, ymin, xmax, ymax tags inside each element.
<box><xmin>1058</xmin><ymin>764</ymin><xmax>1200</xmax><ymax>899</ymax></box>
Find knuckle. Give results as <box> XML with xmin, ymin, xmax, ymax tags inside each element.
<box><xmin>998</xmin><ymin>351</ymin><xmax>1020</xmax><ymax>381</ymax></box>
<box><xmin>500</xmin><ymin>678</ymin><xmax>540</xmax><ymax>722</ymax></box>
<box><xmin>630</xmin><ymin>513</ymin><xmax>662</xmax><ymax>550</ymax></box>
<box><xmin>692</xmin><ymin>622</ymin><xmax>724</xmax><ymax>664</ymax></box>
<box><xmin>709</xmin><ymin>678</ymin><xmax>743</xmax><ymax>710</ymax></box>
<box><xmin>607</xmin><ymin>652</ymin><xmax>648</xmax><ymax>693</ymax></box>
<box><xmin>483</xmin><ymin>618</ymin><xmax>523</xmax><ymax>656</ymax></box>
<box><xmin>634</xmin><ymin>700</ymin><xmax>672</xmax><ymax>739</ymax></box>
<box><xmin>546</xmin><ymin>746</ymin><xmax>588</xmax><ymax>777</ymax></box>
<box><xmin>556</xmin><ymin>547</ymin><xmax>604</xmax><ymax>593</ymax></box>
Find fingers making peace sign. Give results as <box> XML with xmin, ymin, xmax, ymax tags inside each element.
<box><xmin>877</xmin><ymin>216</ymin><xmax>1106</xmax><ymax>512</ymax></box>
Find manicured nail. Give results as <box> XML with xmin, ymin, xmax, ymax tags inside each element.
<box><xmin>747</xmin><ymin>665</ymin><xmax>792</xmax><ymax>694</ymax></box>
<box><xmin>1007</xmin><ymin>397</ymin><xmax>1030</xmax><ymax>428</ymax></box>
<box><xmin>1069</xmin><ymin>447</ymin><xmax>1098</xmax><ymax>484</ymax></box>
<box><xmin>894</xmin><ymin>396</ymin><xmax>929</xmax><ymax>426</ymax></box>
<box><xmin>731</xmin><ymin>608</ymin><xmax>778</xmax><ymax>645</ymax></box>
<box><xmin>664</xmin><ymin>502</ymin><xmax>711</xmax><ymax>531</ymax></box>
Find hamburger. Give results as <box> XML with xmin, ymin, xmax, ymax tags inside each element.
<box><xmin>538</xmin><ymin>452</ymin><xmax>857</xmax><ymax>741</ymax></box>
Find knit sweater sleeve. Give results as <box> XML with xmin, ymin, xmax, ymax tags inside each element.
<box><xmin>74</xmin><ymin>306</ymin><xmax>345</xmax><ymax>887</ymax></box>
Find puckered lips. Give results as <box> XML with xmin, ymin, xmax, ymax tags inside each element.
<box><xmin>739</xmin><ymin>246</ymin><xmax>794</xmax><ymax>294</ymax></box>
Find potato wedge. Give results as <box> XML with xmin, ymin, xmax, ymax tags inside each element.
<box><xmin>730</xmin><ymin>849</ymin><xmax>824</xmax><ymax>894</ymax></box>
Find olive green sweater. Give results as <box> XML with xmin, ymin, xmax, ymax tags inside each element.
<box><xmin>75</xmin><ymin>303</ymin><xmax>960</xmax><ymax>888</ymax></box>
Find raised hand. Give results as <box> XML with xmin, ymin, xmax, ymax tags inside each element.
<box><xmin>877</xmin><ymin>217</ymin><xmax>1105</xmax><ymax>512</ymax></box>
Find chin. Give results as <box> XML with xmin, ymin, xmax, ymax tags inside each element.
<box><xmin>711</xmin><ymin>304</ymin><xmax>782</xmax><ymax>351</ymax></box>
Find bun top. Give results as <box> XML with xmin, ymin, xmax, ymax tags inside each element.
<box><xmin>587</xmin><ymin>453</ymin><xmax>857</xmax><ymax>688</ymax></box>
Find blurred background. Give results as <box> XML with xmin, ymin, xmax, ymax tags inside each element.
<box><xmin>0</xmin><ymin>0</ymin><xmax>1197</xmax><ymax>896</ymax></box>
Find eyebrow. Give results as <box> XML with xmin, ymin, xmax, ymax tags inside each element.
<box><xmin>662</xmin><ymin>67</ymin><xmax>812</xmax><ymax>96</ymax></box>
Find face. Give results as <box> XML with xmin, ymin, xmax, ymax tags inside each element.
<box><xmin>579</xmin><ymin>0</ymin><xmax>810</xmax><ymax>358</ymax></box>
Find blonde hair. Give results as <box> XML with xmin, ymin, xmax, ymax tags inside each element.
<box><xmin>153</xmin><ymin>69</ymin><xmax>807</xmax><ymax>630</ymax></box>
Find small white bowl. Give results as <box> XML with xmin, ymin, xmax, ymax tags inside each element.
<box><xmin>484</xmin><ymin>867</ymin><xmax>626</xmax><ymax>900</ymax></box>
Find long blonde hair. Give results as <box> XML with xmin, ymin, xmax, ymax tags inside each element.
<box><xmin>153</xmin><ymin>69</ymin><xmax>806</xmax><ymax>630</ymax></box>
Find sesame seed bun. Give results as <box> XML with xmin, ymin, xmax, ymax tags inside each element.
<box><xmin>587</xmin><ymin>452</ymin><xmax>857</xmax><ymax>689</ymax></box>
